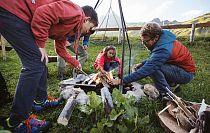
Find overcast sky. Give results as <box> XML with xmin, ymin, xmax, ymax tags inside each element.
<box><xmin>71</xmin><ymin>0</ymin><xmax>210</xmax><ymax>23</ymax></box>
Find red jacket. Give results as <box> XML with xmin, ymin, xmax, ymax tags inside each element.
<box><xmin>94</xmin><ymin>51</ymin><xmax>121</xmax><ymax>73</ymax></box>
<box><xmin>0</xmin><ymin>0</ymin><xmax>84</xmax><ymax>67</ymax></box>
<box><xmin>167</xmin><ymin>40</ymin><xmax>196</xmax><ymax>72</ymax></box>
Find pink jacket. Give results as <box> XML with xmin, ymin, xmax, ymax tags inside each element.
<box><xmin>0</xmin><ymin>0</ymin><xmax>84</xmax><ymax>67</ymax></box>
<box><xmin>94</xmin><ymin>51</ymin><xmax>121</xmax><ymax>73</ymax></box>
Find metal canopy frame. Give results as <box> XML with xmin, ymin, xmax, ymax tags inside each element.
<box><xmin>94</xmin><ymin>0</ymin><xmax>132</xmax><ymax>93</ymax></box>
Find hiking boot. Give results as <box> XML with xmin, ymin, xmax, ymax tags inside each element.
<box><xmin>32</xmin><ymin>96</ymin><xmax>60</xmax><ymax>112</ymax></box>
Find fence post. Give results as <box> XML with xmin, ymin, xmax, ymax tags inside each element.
<box><xmin>189</xmin><ymin>23</ymin><xmax>196</xmax><ymax>45</ymax></box>
<box><xmin>118</xmin><ymin>28</ymin><xmax>122</xmax><ymax>44</ymax></box>
<box><xmin>0</xmin><ymin>34</ymin><xmax>6</xmax><ymax>60</ymax></box>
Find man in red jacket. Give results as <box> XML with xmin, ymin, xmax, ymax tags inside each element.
<box><xmin>0</xmin><ymin>0</ymin><xmax>98</xmax><ymax>132</ymax></box>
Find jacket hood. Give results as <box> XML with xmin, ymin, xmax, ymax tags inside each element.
<box><xmin>156</xmin><ymin>30</ymin><xmax>176</xmax><ymax>46</ymax></box>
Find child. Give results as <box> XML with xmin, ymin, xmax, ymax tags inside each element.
<box><xmin>0</xmin><ymin>1</ymin><xmax>98</xmax><ymax>132</ymax></box>
<box><xmin>94</xmin><ymin>46</ymin><xmax>121</xmax><ymax>76</ymax></box>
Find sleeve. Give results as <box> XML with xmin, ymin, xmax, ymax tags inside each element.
<box><xmin>31</xmin><ymin>1</ymin><xmax>82</xmax><ymax>48</ymax></box>
<box><xmin>123</xmin><ymin>48</ymin><xmax>171</xmax><ymax>84</ymax></box>
<box><xmin>54</xmin><ymin>39</ymin><xmax>79</xmax><ymax>68</ymax></box>
<box><xmin>94</xmin><ymin>52</ymin><xmax>105</xmax><ymax>69</ymax></box>
<box><xmin>141</xmin><ymin>59</ymin><xmax>148</xmax><ymax>65</ymax></box>
<box><xmin>83</xmin><ymin>35</ymin><xmax>90</xmax><ymax>46</ymax></box>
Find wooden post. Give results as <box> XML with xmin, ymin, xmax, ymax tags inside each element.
<box><xmin>118</xmin><ymin>28</ymin><xmax>122</xmax><ymax>44</ymax></box>
<box><xmin>0</xmin><ymin>34</ymin><xmax>6</xmax><ymax>60</ymax></box>
<box><xmin>189</xmin><ymin>23</ymin><xmax>196</xmax><ymax>45</ymax></box>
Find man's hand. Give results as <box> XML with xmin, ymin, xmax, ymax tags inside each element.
<box><xmin>39</xmin><ymin>48</ymin><xmax>48</xmax><ymax>65</ymax></box>
<box><xmin>75</xmin><ymin>63</ymin><xmax>82</xmax><ymax>71</ymax></box>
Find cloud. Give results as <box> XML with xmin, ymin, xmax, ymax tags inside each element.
<box><xmin>183</xmin><ymin>10</ymin><xmax>204</xmax><ymax>17</ymax></box>
<box><xmin>148</xmin><ymin>1</ymin><xmax>175</xmax><ymax>19</ymax></box>
<box><xmin>179</xmin><ymin>10</ymin><xmax>204</xmax><ymax>21</ymax></box>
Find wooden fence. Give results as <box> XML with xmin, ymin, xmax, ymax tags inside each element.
<box><xmin>95</xmin><ymin>22</ymin><xmax>210</xmax><ymax>44</ymax></box>
<box><xmin>95</xmin><ymin>22</ymin><xmax>210</xmax><ymax>31</ymax></box>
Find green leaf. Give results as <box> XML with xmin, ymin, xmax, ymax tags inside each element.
<box><xmin>90</xmin><ymin>128</ymin><xmax>98</xmax><ymax>133</ymax></box>
<box><xmin>117</xmin><ymin>124</ymin><xmax>128</xmax><ymax>133</ymax></box>
<box><xmin>77</xmin><ymin>105</ymin><xmax>93</xmax><ymax>115</ymax></box>
<box><xmin>138</xmin><ymin>115</ymin><xmax>150</xmax><ymax>125</ymax></box>
<box><xmin>125</xmin><ymin>106</ymin><xmax>138</xmax><ymax>119</ymax></box>
<box><xmin>109</xmin><ymin>109</ymin><xmax>125</xmax><ymax>121</ymax></box>
<box><xmin>87</xmin><ymin>91</ymin><xmax>102</xmax><ymax>109</ymax></box>
<box><xmin>103</xmin><ymin>119</ymin><xmax>114</xmax><ymax>127</ymax></box>
<box><xmin>112</xmin><ymin>89</ymin><xmax>126</xmax><ymax>105</ymax></box>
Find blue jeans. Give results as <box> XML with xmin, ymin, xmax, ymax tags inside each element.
<box><xmin>0</xmin><ymin>8</ymin><xmax>47</xmax><ymax>123</ymax></box>
<box><xmin>150</xmin><ymin>64</ymin><xmax>195</xmax><ymax>94</ymax></box>
<box><xmin>104</xmin><ymin>61</ymin><xmax>119</xmax><ymax>72</ymax></box>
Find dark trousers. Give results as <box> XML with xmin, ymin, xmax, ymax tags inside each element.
<box><xmin>0</xmin><ymin>8</ymin><xmax>47</xmax><ymax>122</ymax></box>
<box><xmin>150</xmin><ymin>64</ymin><xmax>195</xmax><ymax>94</ymax></box>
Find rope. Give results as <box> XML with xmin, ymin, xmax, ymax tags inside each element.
<box><xmin>94</xmin><ymin>0</ymin><xmax>100</xmax><ymax>9</ymax></box>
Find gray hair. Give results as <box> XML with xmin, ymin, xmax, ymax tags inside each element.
<box><xmin>140</xmin><ymin>22</ymin><xmax>162</xmax><ymax>39</ymax></box>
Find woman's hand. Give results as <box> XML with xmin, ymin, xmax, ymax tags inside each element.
<box><xmin>39</xmin><ymin>48</ymin><xmax>48</xmax><ymax>65</ymax></box>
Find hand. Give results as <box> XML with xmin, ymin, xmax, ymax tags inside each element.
<box><xmin>98</xmin><ymin>69</ymin><xmax>108</xmax><ymax>78</ymax></box>
<box><xmin>132</xmin><ymin>63</ymin><xmax>143</xmax><ymax>72</ymax></box>
<box><xmin>39</xmin><ymin>48</ymin><xmax>48</xmax><ymax>65</ymax></box>
<box><xmin>66</xmin><ymin>42</ymin><xmax>72</xmax><ymax>47</ymax></box>
<box><xmin>109</xmin><ymin>79</ymin><xmax>121</xmax><ymax>85</ymax></box>
<box><xmin>83</xmin><ymin>45</ymin><xmax>88</xmax><ymax>50</ymax></box>
<box><xmin>75</xmin><ymin>63</ymin><xmax>82</xmax><ymax>71</ymax></box>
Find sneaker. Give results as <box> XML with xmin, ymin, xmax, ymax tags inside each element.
<box><xmin>4</xmin><ymin>118</ymin><xmax>39</xmax><ymax>133</ymax></box>
<box><xmin>24</xmin><ymin>114</ymin><xmax>51</xmax><ymax>132</ymax></box>
<box><xmin>14</xmin><ymin>123</ymin><xmax>40</xmax><ymax>133</ymax></box>
<box><xmin>32</xmin><ymin>96</ymin><xmax>60</xmax><ymax>112</ymax></box>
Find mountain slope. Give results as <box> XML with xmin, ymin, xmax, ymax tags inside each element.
<box><xmin>172</xmin><ymin>13</ymin><xmax>210</xmax><ymax>37</ymax></box>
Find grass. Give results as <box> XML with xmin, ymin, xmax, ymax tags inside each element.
<box><xmin>0</xmin><ymin>36</ymin><xmax>210</xmax><ymax>132</ymax></box>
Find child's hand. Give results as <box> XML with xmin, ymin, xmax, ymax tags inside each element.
<box><xmin>109</xmin><ymin>79</ymin><xmax>121</xmax><ymax>85</ymax></box>
<box><xmin>98</xmin><ymin>69</ymin><xmax>108</xmax><ymax>77</ymax></box>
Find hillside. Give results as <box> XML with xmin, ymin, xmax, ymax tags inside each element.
<box><xmin>172</xmin><ymin>12</ymin><xmax>210</xmax><ymax>37</ymax></box>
